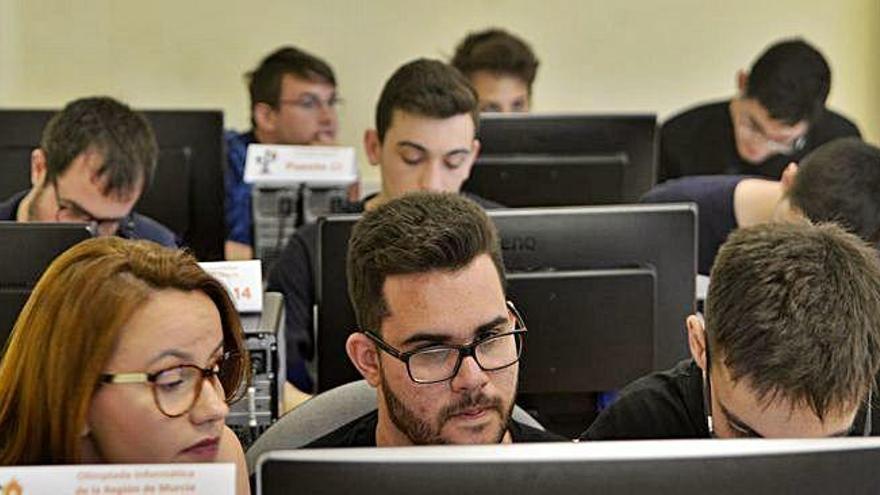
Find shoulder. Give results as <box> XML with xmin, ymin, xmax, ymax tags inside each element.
<box><xmin>582</xmin><ymin>360</ymin><xmax>706</xmax><ymax>440</ymax></box>
<box><xmin>662</xmin><ymin>100</ymin><xmax>730</xmax><ymax>136</ymax></box>
<box><xmin>218</xmin><ymin>426</ymin><xmax>250</xmax><ymax>495</ymax></box>
<box><xmin>642</xmin><ymin>175</ymin><xmax>745</xmax><ymax>204</ymax></box>
<box><xmin>510</xmin><ymin>421</ymin><xmax>568</xmax><ymax>443</ymax></box>
<box><xmin>302</xmin><ymin>410</ymin><xmax>378</xmax><ymax>448</ymax></box>
<box><xmin>810</xmin><ymin>109</ymin><xmax>861</xmax><ymax>142</ymax></box>
<box><xmin>129</xmin><ymin>214</ymin><xmax>179</xmax><ymax>248</ymax></box>
<box><xmin>225</xmin><ymin>129</ymin><xmax>256</xmax><ymax>149</ymax></box>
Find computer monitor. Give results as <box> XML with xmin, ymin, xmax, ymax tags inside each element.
<box><xmin>315</xmin><ymin>204</ymin><xmax>696</xmax><ymax>394</ymax></box>
<box><xmin>0</xmin><ymin>222</ymin><xmax>94</xmax><ymax>353</ymax></box>
<box><xmin>256</xmin><ymin>438</ymin><xmax>880</xmax><ymax>495</ymax></box>
<box><xmin>462</xmin><ymin>114</ymin><xmax>656</xmax><ymax>207</ymax></box>
<box><xmin>0</xmin><ymin>109</ymin><xmax>226</xmax><ymax>260</ymax></box>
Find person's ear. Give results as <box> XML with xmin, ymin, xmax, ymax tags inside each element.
<box><xmin>31</xmin><ymin>148</ymin><xmax>48</xmax><ymax>187</ymax></box>
<box><xmin>687</xmin><ymin>314</ymin><xmax>708</xmax><ymax>372</ymax></box>
<box><xmin>458</xmin><ymin>139</ymin><xmax>481</xmax><ymax>183</ymax></box>
<box><xmin>736</xmin><ymin>70</ymin><xmax>749</xmax><ymax>95</ymax></box>
<box><xmin>252</xmin><ymin>103</ymin><xmax>277</xmax><ymax>134</ymax></box>
<box><xmin>780</xmin><ymin>162</ymin><xmax>799</xmax><ymax>192</ymax></box>
<box><xmin>346</xmin><ymin>332</ymin><xmax>381</xmax><ymax>387</ymax></box>
<box><xmin>363</xmin><ymin>129</ymin><xmax>382</xmax><ymax>167</ymax></box>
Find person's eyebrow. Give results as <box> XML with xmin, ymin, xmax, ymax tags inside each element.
<box><xmin>396</xmin><ymin>141</ymin><xmax>428</xmax><ymax>154</ymax></box>
<box><xmin>400</xmin><ymin>315</ymin><xmax>508</xmax><ymax>347</ymax></box>
<box><xmin>149</xmin><ymin>341</ymin><xmax>223</xmax><ymax>367</ymax></box>
<box><xmin>719</xmin><ymin>401</ymin><xmax>764</xmax><ymax>437</ymax></box>
<box><xmin>748</xmin><ymin>114</ymin><xmax>768</xmax><ymax>136</ymax></box>
<box><xmin>443</xmin><ymin>148</ymin><xmax>472</xmax><ymax>159</ymax></box>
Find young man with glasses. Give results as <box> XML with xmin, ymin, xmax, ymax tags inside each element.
<box><xmin>583</xmin><ymin>222</ymin><xmax>880</xmax><ymax>440</ymax></box>
<box><xmin>303</xmin><ymin>192</ymin><xmax>561</xmax><ymax>446</ymax></box>
<box><xmin>658</xmin><ymin>38</ymin><xmax>860</xmax><ymax>182</ymax></box>
<box><xmin>224</xmin><ymin>46</ymin><xmax>340</xmax><ymax>260</ymax></box>
<box><xmin>0</xmin><ymin>96</ymin><xmax>176</xmax><ymax>246</ymax></box>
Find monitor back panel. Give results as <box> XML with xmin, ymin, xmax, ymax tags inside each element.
<box><xmin>0</xmin><ymin>222</ymin><xmax>93</xmax><ymax>352</ymax></box>
<box><xmin>259</xmin><ymin>445</ymin><xmax>880</xmax><ymax>495</ymax></box>
<box><xmin>509</xmin><ymin>269</ymin><xmax>655</xmax><ymax>393</ymax></box>
<box><xmin>463</xmin><ymin>114</ymin><xmax>656</xmax><ymax>207</ymax></box>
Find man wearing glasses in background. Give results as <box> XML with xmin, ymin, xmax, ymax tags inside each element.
<box><xmin>583</xmin><ymin>222</ymin><xmax>880</xmax><ymax>440</ymax></box>
<box><xmin>658</xmin><ymin>38</ymin><xmax>860</xmax><ymax>182</ymax></box>
<box><xmin>0</xmin><ymin>96</ymin><xmax>176</xmax><ymax>246</ymax></box>
<box><xmin>304</xmin><ymin>192</ymin><xmax>562</xmax><ymax>446</ymax></box>
<box><xmin>224</xmin><ymin>46</ymin><xmax>340</xmax><ymax>260</ymax></box>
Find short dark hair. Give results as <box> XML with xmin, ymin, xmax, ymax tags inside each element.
<box><xmin>247</xmin><ymin>46</ymin><xmax>336</xmax><ymax>127</ymax></box>
<box><xmin>746</xmin><ymin>38</ymin><xmax>831</xmax><ymax>125</ymax></box>
<box><xmin>451</xmin><ymin>28</ymin><xmax>539</xmax><ymax>91</ymax></box>
<box><xmin>707</xmin><ymin>222</ymin><xmax>880</xmax><ymax>420</ymax></box>
<box><xmin>374</xmin><ymin>59</ymin><xmax>479</xmax><ymax>142</ymax></box>
<box><xmin>41</xmin><ymin>96</ymin><xmax>157</xmax><ymax>199</ymax></box>
<box><xmin>789</xmin><ymin>138</ymin><xmax>880</xmax><ymax>245</ymax></box>
<box><xmin>347</xmin><ymin>192</ymin><xmax>505</xmax><ymax>334</ymax></box>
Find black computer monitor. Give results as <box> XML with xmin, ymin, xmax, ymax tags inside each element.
<box><xmin>0</xmin><ymin>222</ymin><xmax>94</xmax><ymax>352</ymax></box>
<box><xmin>315</xmin><ymin>204</ymin><xmax>696</xmax><ymax>395</ymax></box>
<box><xmin>0</xmin><ymin>109</ymin><xmax>226</xmax><ymax>260</ymax></box>
<box><xmin>256</xmin><ymin>438</ymin><xmax>880</xmax><ymax>495</ymax></box>
<box><xmin>462</xmin><ymin>114</ymin><xmax>656</xmax><ymax>207</ymax></box>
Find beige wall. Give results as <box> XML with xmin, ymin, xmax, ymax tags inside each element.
<box><xmin>1</xmin><ymin>0</ymin><xmax>877</xmax><ymax>182</ymax></box>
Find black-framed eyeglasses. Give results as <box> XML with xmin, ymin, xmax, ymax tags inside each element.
<box><xmin>51</xmin><ymin>179</ymin><xmax>134</xmax><ymax>236</ymax></box>
<box><xmin>100</xmin><ymin>351</ymin><xmax>243</xmax><ymax>418</ymax></box>
<box><xmin>277</xmin><ymin>94</ymin><xmax>343</xmax><ymax>113</ymax></box>
<box><xmin>363</xmin><ymin>301</ymin><xmax>527</xmax><ymax>385</ymax></box>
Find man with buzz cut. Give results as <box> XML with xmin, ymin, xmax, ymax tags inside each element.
<box><xmin>305</xmin><ymin>191</ymin><xmax>562</xmax><ymax>446</ymax></box>
<box><xmin>0</xmin><ymin>96</ymin><xmax>176</xmax><ymax>247</ymax></box>
<box><xmin>583</xmin><ymin>222</ymin><xmax>880</xmax><ymax>440</ymax></box>
<box><xmin>659</xmin><ymin>38</ymin><xmax>860</xmax><ymax>182</ymax></box>
<box><xmin>266</xmin><ymin>59</ymin><xmax>500</xmax><ymax>392</ymax></box>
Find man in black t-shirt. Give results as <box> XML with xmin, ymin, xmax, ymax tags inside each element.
<box><xmin>306</xmin><ymin>192</ymin><xmax>562</xmax><ymax>447</ymax></box>
<box><xmin>643</xmin><ymin>138</ymin><xmax>880</xmax><ymax>275</ymax></box>
<box><xmin>583</xmin><ymin>222</ymin><xmax>880</xmax><ymax>440</ymax></box>
<box><xmin>659</xmin><ymin>38</ymin><xmax>860</xmax><ymax>182</ymax></box>
<box><xmin>266</xmin><ymin>59</ymin><xmax>501</xmax><ymax>391</ymax></box>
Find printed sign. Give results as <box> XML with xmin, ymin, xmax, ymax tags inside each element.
<box><xmin>243</xmin><ymin>144</ymin><xmax>357</xmax><ymax>186</ymax></box>
<box><xmin>200</xmin><ymin>260</ymin><xmax>263</xmax><ymax>313</ymax></box>
<box><xmin>0</xmin><ymin>463</ymin><xmax>234</xmax><ymax>494</ymax></box>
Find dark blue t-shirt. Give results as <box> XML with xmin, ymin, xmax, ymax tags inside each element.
<box><xmin>641</xmin><ymin>176</ymin><xmax>744</xmax><ymax>275</ymax></box>
<box><xmin>0</xmin><ymin>190</ymin><xmax>178</xmax><ymax>248</ymax></box>
<box><xmin>224</xmin><ymin>129</ymin><xmax>257</xmax><ymax>246</ymax></box>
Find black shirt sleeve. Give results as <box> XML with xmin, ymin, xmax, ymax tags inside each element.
<box><xmin>582</xmin><ymin>360</ymin><xmax>709</xmax><ymax>440</ymax></box>
<box><xmin>266</xmin><ymin>223</ymin><xmax>319</xmax><ymax>390</ymax></box>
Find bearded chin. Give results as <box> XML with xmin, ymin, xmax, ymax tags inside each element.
<box><xmin>379</xmin><ymin>368</ymin><xmax>513</xmax><ymax>445</ymax></box>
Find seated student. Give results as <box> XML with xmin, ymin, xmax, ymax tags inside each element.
<box><xmin>583</xmin><ymin>222</ymin><xmax>880</xmax><ymax>440</ymax></box>
<box><xmin>0</xmin><ymin>237</ymin><xmax>251</xmax><ymax>493</ymax></box>
<box><xmin>266</xmin><ymin>58</ymin><xmax>499</xmax><ymax>392</ymax></box>
<box><xmin>643</xmin><ymin>138</ymin><xmax>880</xmax><ymax>274</ymax></box>
<box><xmin>659</xmin><ymin>38</ymin><xmax>860</xmax><ymax>182</ymax></box>
<box><xmin>307</xmin><ymin>192</ymin><xmax>563</xmax><ymax>446</ymax></box>
<box><xmin>0</xmin><ymin>97</ymin><xmax>176</xmax><ymax>246</ymax></box>
<box><xmin>451</xmin><ymin>28</ymin><xmax>539</xmax><ymax>113</ymax></box>
<box><xmin>225</xmin><ymin>46</ymin><xmax>340</xmax><ymax>260</ymax></box>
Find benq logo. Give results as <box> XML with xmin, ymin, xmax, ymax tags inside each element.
<box><xmin>0</xmin><ymin>478</ymin><xmax>23</xmax><ymax>495</ymax></box>
<box><xmin>501</xmin><ymin>236</ymin><xmax>537</xmax><ymax>252</ymax></box>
